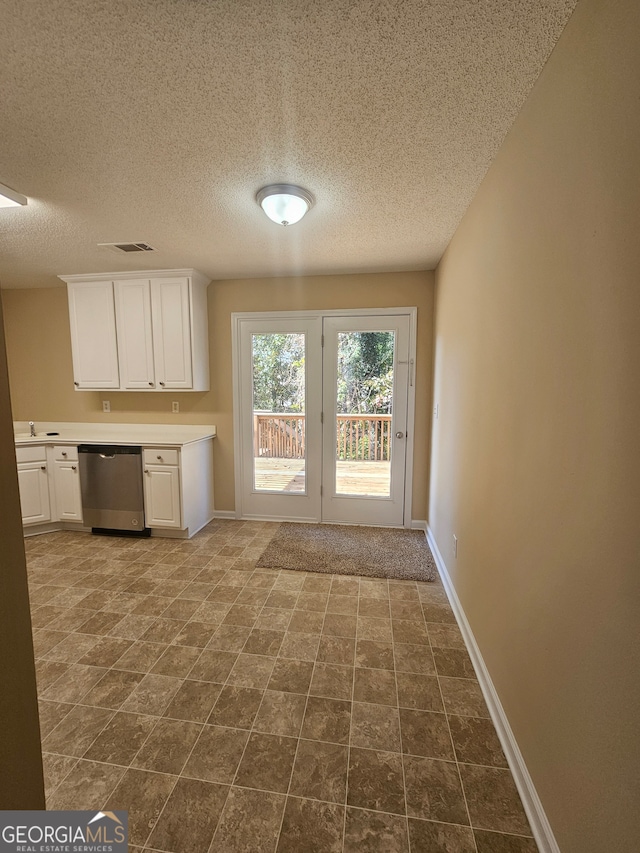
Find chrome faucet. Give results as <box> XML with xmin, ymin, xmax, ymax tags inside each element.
<box><xmin>29</xmin><ymin>421</ymin><xmax>36</xmax><ymax>437</ymax></box>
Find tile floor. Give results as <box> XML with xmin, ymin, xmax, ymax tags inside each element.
<box><xmin>27</xmin><ymin>519</ymin><xmax>539</xmax><ymax>852</ymax></box>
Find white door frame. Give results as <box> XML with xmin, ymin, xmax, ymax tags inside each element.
<box><xmin>232</xmin><ymin>307</ymin><xmax>417</xmax><ymax>528</ymax></box>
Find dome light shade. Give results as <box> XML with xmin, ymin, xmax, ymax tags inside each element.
<box><xmin>256</xmin><ymin>184</ymin><xmax>314</xmax><ymax>226</ymax></box>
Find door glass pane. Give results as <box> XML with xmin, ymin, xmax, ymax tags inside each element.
<box><xmin>252</xmin><ymin>333</ymin><xmax>306</xmax><ymax>493</ymax></box>
<box><xmin>335</xmin><ymin>330</ymin><xmax>394</xmax><ymax>497</ymax></box>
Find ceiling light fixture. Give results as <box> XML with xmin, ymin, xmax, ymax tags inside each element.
<box><xmin>0</xmin><ymin>181</ymin><xmax>27</xmax><ymax>208</ymax></box>
<box><xmin>256</xmin><ymin>184</ymin><xmax>314</xmax><ymax>226</ymax></box>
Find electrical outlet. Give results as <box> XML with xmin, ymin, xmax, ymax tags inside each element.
<box><xmin>102</xmin><ymin>400</ymin><xmax>110</xmax><ymax>413</ymax></box>
<box><xmin>172</xmin><ymin>401</ymin><xmax>179</xmax><ymax>413</ymax></box>
<box><xmin>453</xmin><ymin>535</ymin><xmax>458</xmax><ymax>557</ymax></box>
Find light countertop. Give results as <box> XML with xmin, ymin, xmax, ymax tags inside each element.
<box><xmin>13</xmin><ymin>421</ymin><xmax>216</xmax><ymax>448</ymax></box>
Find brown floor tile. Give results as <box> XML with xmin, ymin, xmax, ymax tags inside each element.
<box><xmin>222</xmin><ymin>604</ymin><xmax>262</xmax><ymax>627</ymax></box>
<box><xmin>317</xmin><ymin>635</ymin><xmax>356</xmax><ymax>665</ymax></box>
<box><xmin>76</xmin><ymin>610</ymin><xmax>125</xmax><ymax>635</ymax></box>
<box><xmin>80</xmin><ymin>668</ymin><xmax>144</xmax><ymax>709</ymax></box>
<box><xmin>323</xmin><ymin>612</ymin><xmax>357</xmax><ymax>638</ymax></box>
<box><xmin>394</xmin><ymin>643</ymin><xmax>436</xmax><ymax>675</ymax></box>
<box><xmin>84</xmin><ymin>711</ymin><xmax>157</xmax><ymax>765</ymax></box>
<box><xmin>400</xmin><ymin>708</ymin><xmax>454</xmax><ymax>759</ymax></box>
<box><xmin>422</xmin><ymin>602</ymin><xmax>457</xmax><ymax>624</ymax></box>
<box><xmin>296</xmin><ymin>591</ymin><xmax>329</xmax><ymax>612</ymax></box>
<box><xmin>397</xmin><ymin>673</ymin><xmax>444</xmax><ymax>712</ymax></box>
<box><xmin>302</xmin><ymin>575</ymin><xmax>332</xmax><ymax>593</ymax></box>
<box><xmin>459</xmin><ymin>764</ymin><xmax>531</xmax><ymax>835</ymax></box>
<box><xmin>404</xmin><ymin>755</ymin><xmax>469</xmax><ymax>824</ymax></box>
<box><xmin>163</xmin><ymin>679</ymin><xmax>223</xmax><ymax>722</ymax></box>
<box><xmin>360</xmin><ymin>579</ymin><xmax>389</xmax><ymax>599</ymax></box>
<box><xmin>107</xmin><ymin>767</ymin><xmax>176</xmax><ymax>847</ymax></box>
<box><xmin>279</xmin><ymin>632</ymin><xmax>321</xmax><ymax>661</ymax></box>
<box><xmin>253</xmin><ymin>690</ymin><xmax>306</xmax><ymax>736</ymax></box>
<box><xmin>188</xmin><ymin>648</ymin><xmax>238</xmax><ymax>682</ymax></box>
<box><xmin>38</xmin><ymin>700</ymin><xmax>73</xmax><ymax>738</ymax></box>
<box><xmin>183</xmin><ymin>724</ymin><xmax>249</xmax><ymax>783</ymax></box>
<box><xmin>227</xmin><ymin>653</ymin><xmax>276</xmax><ymax>688</ymax></box>
<box><xmin>331</xmin><ymin>577</ymin><xmax>359</xmax><ymax>596</ymax></box>
<box><xmin>392</xmin><ymin>619</ymin><xmax>429</xmax><ymax>646</ymax></box>
<box><xmin>151</xmin><ymin>645</ymin><xmax>202</xmax><ymax>677</ymax></box>
<box><xmin>160</xmin><ymin>598</ymin><xmax>202</xmax><ymax>620</ymax></box>
<box><xmin>42</xmin><ymin>664</ymin><xmax>107</xmax><ymax>703</ymax></box>
<box><xmin>355</xmin><ymin>639</ymin><xmax>395</xmax><ymax>670</ymax></box>
<box><xmin>114</xmin><ymin>641</ymin><xmax>166</xmax><ymax>673</ymax></box>
<box><xmin>35</xmin><ymin>660</ymin><xmax>70</xmax><ymax>692</ymax></box>
<box><xmin>357</xmin><ymin>616</ymin><xmax>393</xmax><ymax>642</ymax></box>
<box><xmin>276</xmin><ymin>796</ymin><xmax>344</xmax><ymax>853</ymax></box>
<box><xmin>351</xmin><ymin>702</ymin><xmax>402</xmax><ymax>752</ymax></box>
<box><xmin>354</xmin><ymin>667</ymin><xmax>397</xmax><ymax>706</ymax></box>
<box><xmin>77</xmin><ymin>636</ymin><xmax>133</xmax><ymax>668</ymax></box>
<box><xmin>44</xmin><ymin>632</ymin><xmax>102</xmax><ymax>663</ymax></box>
<box><xmin>42</xmin><ymin>753</ymin><xmax>78</xmax><ymax>796</ymax></box>
<box><xmin>235</xmin><ymin>587</ymin><xmax>270</xmax><ymax>606</ymax></box>
<box><xmin>327</xmin><ymin>593</ymin><xmax>359</xmax><ymax>615</ymax></box>
<box><xmin>172</xmin><ymin>620</ymin><xmax>218</xmax><ymax>648</ymax></box>
<box><xmin>46</xmin><ymin>759</ymin><xmax>125</xmax><ymax>810</ymax></box>
<box><xmin>347</xmin><ymin>747</ymin><xmax>406</xmax><ymax>814</ymax></box>
<box><xmin>234</xmin><ymin>732</ymin><xmax>297</xmax><ymax>793</ymax></box>
<box><xmin>267</xmin><ymin>658</ymin><xmax>314</xmax><ymax>694</ymax></box>
<box><xmin>288</xmin><ymin>609</ymin><xmax>325</xmax><ymax>633</ymax></box>
<box><xmin>243</xmin><ymin>628</ymin><xmax>285</xmax><ymax>656</ymax></box>
<box><xmin>427</xmin><ymin>623</ymin><xmax>466</xmax><ymax>649</ymax></box>
<box><xmin>358</xmin><ymin>597</ymin><xmax>392</xmax><ymax>618</ymax></box>
<box><xmin>439</xmin><ymin>677</ymin><xmax>490</xmax><ymax>718</ymax></box>
<box><xmin>265</xmin><ymin>589</ymin><xmax>299</xmax><ymax>609</ymax></box>
<box><xmin>449</xmin><ymin>715</ymin><xmax>508</xmax><ymax>767</ymax></box>
<box><xmin>390</xmin><ymin>600</ymin><xmax>424</xmax><ymax>620</ymax></box>
<box><xmin>408</xmin><ymin>818</ymin><xmax>475</xmax><ymax>852</ymax></box>
<box><xmin>208</xmin><ymin>624</ymin><xmax>252</xmax><ymax>651</ymax></box>
<box><xmin>211</xmin><ymin>786</ymin><xmax>285</xmax><ymax>852</ymax></box>
<box><xmin>132</xmin><ymin>717</ymin><xmax>202</xmax><ymax>774</ymax></box>
<box><xmin>108</xmin><ymin>613</ymin><xmax>157</xmax><ymax>641</ymax></box>
<box><xmin>474</xmin><ymin>829</ymin><xmax>539</xmax><ymax>852</ymax></box>
<box><xmin>389</xmin><ymin>582</ymin><xmax>420</xmax><ymax>602</ymax></box>
<box><xmin>289</xmin><ymin>739</ymin><xmax>348</xmax><ymax>803</ymax></box>
<box><xmin>433</xmin><ymin>647</ymin><xmax>477</xmax><ymax>679</ymax></box>
<box><xmin>208</xmin><ymin>685</ymin><xmax>264</xmax><ymax>729</ymax></box>
<box><xmin>302</xmin><ymin>696</ymin><xmax>352</xmax><ymax>744</ymax></box>
<box><xmin>310</xmin><ymin>662</ymin><xmax>354</xmax><ymax>700</ymax></box>
<box><xmin>42</xmin><ymin>704</ymin><xmax>113</xmax><ymax>757</ymax></box>
<box><xmin>121</xmin><ymin>673</ymin><xmax>182</xmax><ymax>716</ymax></box>
<box><xmin>147</xmin><ymin>777</ymin><xmax>229</xmax><ymax>852</ymax></box>
<box><xmin>344</xmin><ymin>807</ymin><xmax>409</xmax><ymax>852</ymax></box>
<box><xmin>254</xmin><ymin>607</ymin><xmax>293</xmax><ymax>631</ymax></box>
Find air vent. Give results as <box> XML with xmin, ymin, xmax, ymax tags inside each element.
<box><xmin>98</xmin><ymin>242</ymin><xmax>157</xmax><ymax>254</ymax></box>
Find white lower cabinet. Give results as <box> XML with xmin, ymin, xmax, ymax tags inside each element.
<box><xmin>16</xmin><ymin>446</ymin><xmax>51</xmax><ymax>524</ymax></box>
<box><xmin>51</xmin><ymin>448</ymin><xmax>83</xmax><ymax>522</ymax></box>
<box><xmin>143</xmin><ymin>449</ymin><xmax>181</xmax><ymax>528</ymax></box>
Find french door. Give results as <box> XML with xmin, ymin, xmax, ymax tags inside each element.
<box><xmin>234</xmin><ymin>310</ymin><xmax>414</xmax><ymax>527</ymax></box>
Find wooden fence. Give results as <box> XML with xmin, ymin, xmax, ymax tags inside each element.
<box><xmin>254</xmin><ymin>413</ymin><xmax>392</xmax><ymax>461</ymax></box>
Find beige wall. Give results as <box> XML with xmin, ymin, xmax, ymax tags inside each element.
<box><xmin>3</xmin><ymin>270</ymin><xmax>434</xmax><ymax>518</ymax></box>
<box><xmin>0</xmin><ymin>297</ymin><xmax>45</xmax><ymax>808</ymax></box>
<box><xmin>429</xmin><ymin>0</ymin><xmax>640</xmax><ymax>850</ymax></box>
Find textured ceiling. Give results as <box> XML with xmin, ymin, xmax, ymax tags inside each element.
<box><xmin>0</xmin><ymin>0</ymin><xmax>577</xmax><ymax>289</ymax></box>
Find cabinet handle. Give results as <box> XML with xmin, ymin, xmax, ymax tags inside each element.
<box><xmin>144</xmin><ymin>469</ymin><xmax>149</xmax><ymax>474</ymax></box>
<box><xmin>159</xmin><ymin>381</ymin><xmax>165</xmax><ymax>387</ymax></box>
<box><xmin>62</xmin><ymin>451</ymin><xmax>67</xmax><ymax>457</ymax></box>
<box><xmin>40</xmin><ymin>465</ymin><xmax>46</xmax><ymax>471</ymax></box>
<box><xmin>148</xmin><ymin>382</ymin><xmax>154</xmax><ymax>386</ymax></box>
<box><xmin>71</xmin><ymin>465</ymin><xmax>77</xmax><ymax>471</ymax></box>
<box><xmin>74</xmin><ymin>381</ymin><xmax>79</xmax><ymax>387</ymax></box>
<box><xmin>157</xmin><ymin>455</ymin><xmax>163</xmax><ymax>461</ymax></box>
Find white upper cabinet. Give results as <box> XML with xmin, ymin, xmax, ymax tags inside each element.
<box><xmin>60</xmin><ymin>270</ymin><xmax>210</xmax><ymax>392</ymax></box>
<box><xmin>67</xmin><ymin>281</ymin><xmax>120</xmax><ymax>389</ymax></box>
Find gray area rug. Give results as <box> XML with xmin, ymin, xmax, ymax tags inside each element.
<box><xmin>256</xmin><ymin>522</ymin><xmax>437</xmax><ymax>582</ymax></box>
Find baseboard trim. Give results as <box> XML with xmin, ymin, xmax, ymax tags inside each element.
<box><xmin>426</xmin><ymin>526</ymin><xmax>560</xmax><ymax>853</ymax></box>
<box><xmin>411</xmin><ymin>519</ymin><xmax>427</xmax><ymax>531</ymax></box>
<box><xmin>212</xmin><ymin>510</ymin><xmax>238</xmax><ymax>519</ymax></box>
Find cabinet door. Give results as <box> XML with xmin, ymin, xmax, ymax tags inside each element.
<box><xmin>144</xmin><ymin>465</ymin><xmax>181</xmax><ymax>527</ymax></box>
<box><xmin>67</xmin><ymin>282</ymin><xmax>120</xmax><ymax>389</ymax></box>
<box><xmin>115</xmin><ymin>279</ymin><xmax>156</xmax><ymax>389</ymax></box>
<box><xmin>150</xmin><ymin>278</ymin><xmax>193</xmax><ymax>389</ymax></box>
<box><xmin>53</xmin><ymin>461</ymin><xmax>83</xmax><ymax>521</ymax></box>
<box><xmin>18</xmin><ymin>464</ymin><xmax>51</xmax><ymax>524</ymax></box>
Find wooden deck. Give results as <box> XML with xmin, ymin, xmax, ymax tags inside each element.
<box><xmin>254</xmin><ymin>458</ymin><xmax>391</xmax><ymax>496</ymax></box>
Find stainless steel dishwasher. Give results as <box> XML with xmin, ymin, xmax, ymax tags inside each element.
<box><xmin>78</xmin><ymin>445</ymin><xmax>147</xmax><ymax>534</ymax></box>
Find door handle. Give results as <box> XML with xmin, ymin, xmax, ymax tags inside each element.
<box><xmin>395</xmin><ymin>431</ymin><xmax>405</xmax><ymax>439</ymax></box>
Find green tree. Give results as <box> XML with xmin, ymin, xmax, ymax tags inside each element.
<box><xmin>252</xmin><ymin>333</ymin><xmax>305</xmax><ymax>412</ymax></box>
